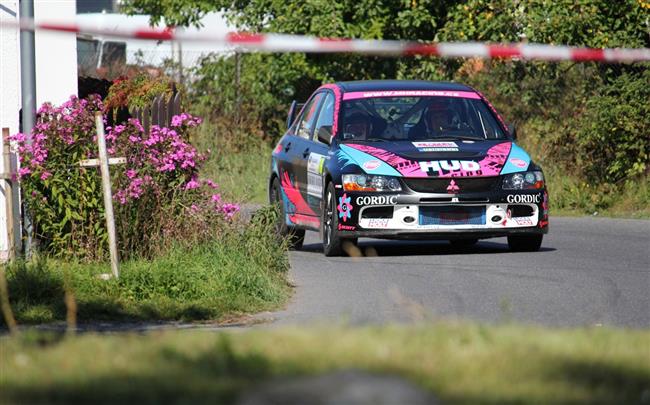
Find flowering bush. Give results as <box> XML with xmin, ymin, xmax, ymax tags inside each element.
<box><xmin>11</xmin><ymin>95</ymin><xmax>239</xmax><ymax>260</ymax></box>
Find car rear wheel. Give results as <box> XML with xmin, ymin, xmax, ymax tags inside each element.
<box><xmin>507</xmin><ymin>234</ymin><xmax>543</xmax><ymax>252</ymax></box>
<box><xmin>270</xmin><ymin>177</ymin><xmax>304</xmax><ymax>250</ymax></box>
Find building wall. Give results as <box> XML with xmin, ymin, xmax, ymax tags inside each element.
<box><xmin>0</xmin><ymin>0</ymin><xmax>78</xmax><ymax>259</ymax></box>
<box><xmin>35</xmin><ymin>0</ymin><xmax>78</xmax><ymax>105</ymax></box>
<box><xmin>0</xmin><ymin>0</ymin><xmax>20</xmax><ymax>259</ymax></box>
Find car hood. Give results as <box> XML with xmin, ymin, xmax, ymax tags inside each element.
<box><xmin>336</xmin><ymin>140</ymin><xmax>531</xmax><ymax>178</ymax></box>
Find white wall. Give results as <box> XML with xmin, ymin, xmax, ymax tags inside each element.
<box><xmin>0</xmin><ymin>0</ymin><xmax>20</xmax><ymax>260</ymax></box>
<box><xmin>35</xmin><ymin>0</ymin><xmax>78</xmax><ymax>105</ymax></box>
<box><xmin>0</xmin><ymin>1</ymin><xmax>20</xmax><ymax>136</ymax></box>
<box><xmin>0</xmin><ymin>0</ymin><xmax>78</xmax><ymax>260</ymax></box>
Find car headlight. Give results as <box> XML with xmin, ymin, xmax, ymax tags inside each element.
<box><xmin>502</xmin><ymin>171</ymin><xmax>545</xmax><ymax>190</ymax></box>
<box><xmin>342</xmin><ymin>174</ymin><xmax>402</xmax><ymax>192</ymax></box>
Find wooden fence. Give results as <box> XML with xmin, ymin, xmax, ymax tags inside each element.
<box><xmin>129</xmin><ymin>88</ymin><xmax>182</xmax><ymax>135</ymax></box>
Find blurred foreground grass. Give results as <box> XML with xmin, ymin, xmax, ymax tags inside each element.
<box><xmin>1</xmin><ymin>323</ymin><xmax>649</xmax><ymax>404</ymax></box>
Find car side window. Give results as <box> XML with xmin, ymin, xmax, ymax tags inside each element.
<box><xmin>296</xmin><ymin>93</ymin><xmax>324</xmax><ymax>139</ymax></box>
<box><xmin>313</xmin><ymin>93</ymin><xmax>335</xmax><ymax>143</ymax></box>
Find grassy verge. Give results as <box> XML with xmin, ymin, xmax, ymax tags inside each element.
<box><xmin>2</xmin><ymin>210</ymin><xmax>290</xmax><ymax>324</ymax></box>
<box><xmin>2</xmin><ymin>323</ymin><xmax>649</xmax><ymax>404</ymax></box>
<box><xmin>545</xmin><ymin>170</ymin><xmax>650</xmax><ymax>219</ymax></box>
<box><xmin>194</xmin><ymin>120</ymin><xmax>271</xmax><ymax>204</ymax></box>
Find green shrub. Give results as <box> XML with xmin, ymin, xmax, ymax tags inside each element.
<box><xmin>573</xmin><ymin>70</ymin><xmax>649</xmax><ymax>183</ymax></box>
<box><xmin>104</xmin><ymin>72</ymin><xmax>172</xmax><ymax>112</ymax></box>
<box><xmin>11</xmin><ymin>95</ymin><xmax>239</xmax><ymax>260</ymax></box>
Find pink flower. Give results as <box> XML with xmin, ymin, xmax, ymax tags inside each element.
<box><xmin>40</xmin><ymin>171</ymin><xmax>52</xmax><ymax>181</ymax></box>
<box><xmin>211</xmin><ymin>193</ymin><xmax>221</xmax><ymax>203</ymax></box>
<box><xmin>220</xmin><ymin>203</ymin><xmax>240</xmax><ymax>218</ymax></box>
<box><xmin>204</xmin><ymin>179</ymin><xmax>218</xmax><ymax>189</ymax></box>
<box><xmin>184</xmin><ymin>177</ymin><xmax>200</xmax><ymax>190</ymax></box>
<box><xmin>18</xmin><ymin>167</ymin><xmax>31</xmax><ymax>177</ymax></box>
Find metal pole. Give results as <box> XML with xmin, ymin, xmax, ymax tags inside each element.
<box><xmin>95</xmin><ymin>112</ymin><xmax>120</xmax><ymax>278</ymax></box>
<box><xmin>235</xmin><ymin>51</ymin><xmax>241</xmax><ymax>122</ymax></box>
<box><xmin>177</xmin><ymin>40</ymin><xmax>184</xmax><ymax>87</ymax></box>
<box><xmin>19</xmin><ymin>0</ymin><xmax>36</xmax><ymax>257</ymax></box>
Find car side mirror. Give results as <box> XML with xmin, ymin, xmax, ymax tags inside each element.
<box><xmin>286</xmin><ymin>100</ymin><xmax>299</xmax><ymax>129</ymax></box>
<box><xmin>507</xmin><ymin>122</ymin><xmax>517</xmax><ymax>140</ymax></box>
<box><xmin>317</xmin><ymin>126</ymin><xmax>332</xmax><ymax>145</ymax></box>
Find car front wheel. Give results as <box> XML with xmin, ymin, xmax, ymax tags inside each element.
<box><xmin>322</xmin><ymin>182</ymin><xmax>345</xmax><ymax>256</ymax></box>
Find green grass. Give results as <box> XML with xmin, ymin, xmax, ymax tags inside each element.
<box><xmin>194</xmin><ymin>121</ymin><xmax>272</xmax><ymax>204</ymax></box>
<box><xmin>2</xmin><ymin>211</ymin><xmax>290</xmax><ymax>324</ymax></box>
<box><xmin>2</xmin><ymin>323</ymin><xmax>649</xmax><ymax>404</ymax></box>
<box><xmin>546</xmin><ymin>170</ymin><xmax>650</xmax><ymax>219</ymax></box>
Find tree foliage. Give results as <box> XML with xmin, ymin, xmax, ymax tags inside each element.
<box><xmin>123</xmin><ymin>0</ymin><xmax>650</xmax><ymax>185</ymax></box>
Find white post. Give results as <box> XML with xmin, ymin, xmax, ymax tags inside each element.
<box><xmin>2</xmin><ymin>128</ymin><xmax>21</xmax><ymax>260</ymax></box>
<box><xmin>95</xmin><ymin>112</ymin><xmax>119</xmax><ymax>278</ymax></box>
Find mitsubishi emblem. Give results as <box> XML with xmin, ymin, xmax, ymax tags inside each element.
<box><xmin>446</xmin><ymin>179</ymin><xmax>460</xmax><ymax>193</ymax></box>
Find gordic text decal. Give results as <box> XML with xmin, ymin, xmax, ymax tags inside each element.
<box><xmin>356</xmin><ymin>195</ymin><xmax>397</xmax><ymax>205</ymax></box>
<box><xmin>507</xmin><ymin>194</ymin><xmax>541</xmax><ymax>203</ymax></box>
<box><xmin>419</xmin><ymin>160</ymin><xmax>480</xmax><ymax>174</ymax></box>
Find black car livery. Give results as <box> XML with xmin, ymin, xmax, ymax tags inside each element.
<box><xmin>269</xmin><ymin>80</ymin><xmax>549</xmax><ymax>256</ymax></box>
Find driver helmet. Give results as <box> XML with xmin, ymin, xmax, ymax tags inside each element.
<box><xmin>425</xmin><ymin>99</ymin><xmax>451</xmax><ymax>132</ymax></box>
<box><xmin>344</xmin><ymin>112</ymin><xmax>373</xmax><ymax>139</ymax></box>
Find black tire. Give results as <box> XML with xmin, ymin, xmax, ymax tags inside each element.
<box><xmin>449</xmin><ymin>238</ymin><xmax>479</xmax><ymax>248</ymax></box>
<box><xmin>322</xmin><ymin>182</ymin><xmax>343</xmax><ymax>256</ymax></box>
<box><xmin>270</xmin><ymin>177</ymin><xmax>305</xmax><ymax>250</ymax></box>
<box><xmin>507</xmin><ymin>234</ymin><xmax>543</xmax><ymax>252</ymax></box>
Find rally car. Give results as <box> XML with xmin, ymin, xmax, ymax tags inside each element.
<box><xmin>269</xmin><ymin>80</ymin><xmax>548</xmax><ymax>256</ymax></box>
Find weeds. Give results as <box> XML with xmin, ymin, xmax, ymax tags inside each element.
<box><xmin>1</xmin><ymin>209</ymin><xmax>290</xmax><ymax>325</ymax></box>
<box><xmin>194</xmin><ymin>120</ymin><xmax>272</xmax><ymax>204</ymax></box>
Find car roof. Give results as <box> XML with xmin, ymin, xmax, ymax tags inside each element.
<box><xmin>334</xmin><ymin>80</ymin><xmax>474</xmax><ymax>93</ymax></box>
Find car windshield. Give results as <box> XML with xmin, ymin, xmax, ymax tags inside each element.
<box><xmin>339</xmin><ymin>95</ymin><xmax>506</xmax><ymax>142</ymax></box>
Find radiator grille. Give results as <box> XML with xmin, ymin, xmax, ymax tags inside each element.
<box><xmin>403</xmin><ymin>177</ymin><xmax>499</xmax><ymax>193</ymax></box>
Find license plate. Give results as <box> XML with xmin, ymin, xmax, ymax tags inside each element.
<box><xmin>419</xmin><ymin>206</ymin><xmax>486</xmax><ymax>226</ymax></box>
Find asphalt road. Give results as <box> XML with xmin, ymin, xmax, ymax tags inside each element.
<box><xmin>269</xmin><ymin>216</ymin><xmax>650</xmax><ymax>328</ymax></box>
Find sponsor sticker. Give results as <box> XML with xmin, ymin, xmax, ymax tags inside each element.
<box><xmin>307</xmin><ymin>152</ymin><xmax>327</xmax><ymax>197</ymax></box>
<box><xmin>509</xmin><ymin>158</ymin><xmax>528</xmax><ymax>168</ymax></box>
<box><xmin>514</xmin><ymin>217</ymin><xmax>534</xmax><ymax>226</ymax></box>
<box><xmin>355</xmin><ymin>195</ymin><xmax>397</xmax><ymax>205</ymax></box>
<box><xmin>337</xmin><ymin>193</ymin><xmax>353</xmax><ymax>222</ymax></box>
<box><xmin>338</xmin><ymin>224</ymin><xmax>356</xmax><ymax>231</ymax></box>
<box><xmin>367</xmin><ymin>218</ymin><xmax>390</xmax><ymax>228</ymax></box>
<box><xmin>419</xmin><ymin>160</ymin><xmax>480</xmax><ymax>174</ymax></box>
<box><xmin>506</xmin><ymin>194</ymin><xmax>541</xmax><ymax>203</ymax></box>
<box><xmin>363</xmin><ymin>160</ymin><xmax>381</xmax><ymax>170</ymax></box>
<box><xmin>412</xmin><ymin>141</ymin><xmax>458</xmax><ymax>152</ymax></box>
<box><xmin>412</xmin><ymin>141</ymin><xmax>458</xmax><ymax>148</ymax></box>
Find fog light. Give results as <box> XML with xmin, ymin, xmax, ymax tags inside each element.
<box><xmin>404</xmin><ymin>216</ymin><xmax>415</xmax><ymax>223</ymax></box>
<box><xmin>491</xmin><ymin>215</ymin><xmax>502</xmax><ymax>222</ymax></box>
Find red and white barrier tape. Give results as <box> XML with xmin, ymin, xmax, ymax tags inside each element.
<box><xmin>4</xmin><ymin>18</ymin><xmax>650</xmax><ymax>62</ymax></box>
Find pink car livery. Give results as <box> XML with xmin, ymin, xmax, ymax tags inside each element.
<box><xmin>270</xmin><ymin>80</ymin><xmax>548</xmax><ymax>256</ymax></box>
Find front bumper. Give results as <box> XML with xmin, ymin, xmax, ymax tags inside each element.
<box><xmin>335</xmin><ymin>188</ymin><xmax>549</xmax><ymax>239</ymax></box>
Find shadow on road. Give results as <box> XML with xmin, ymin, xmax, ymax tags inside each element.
<box><xmin>299</xmin><ymin>240</ymin><xmax>556</xmax><ymax>257</ymax></box>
